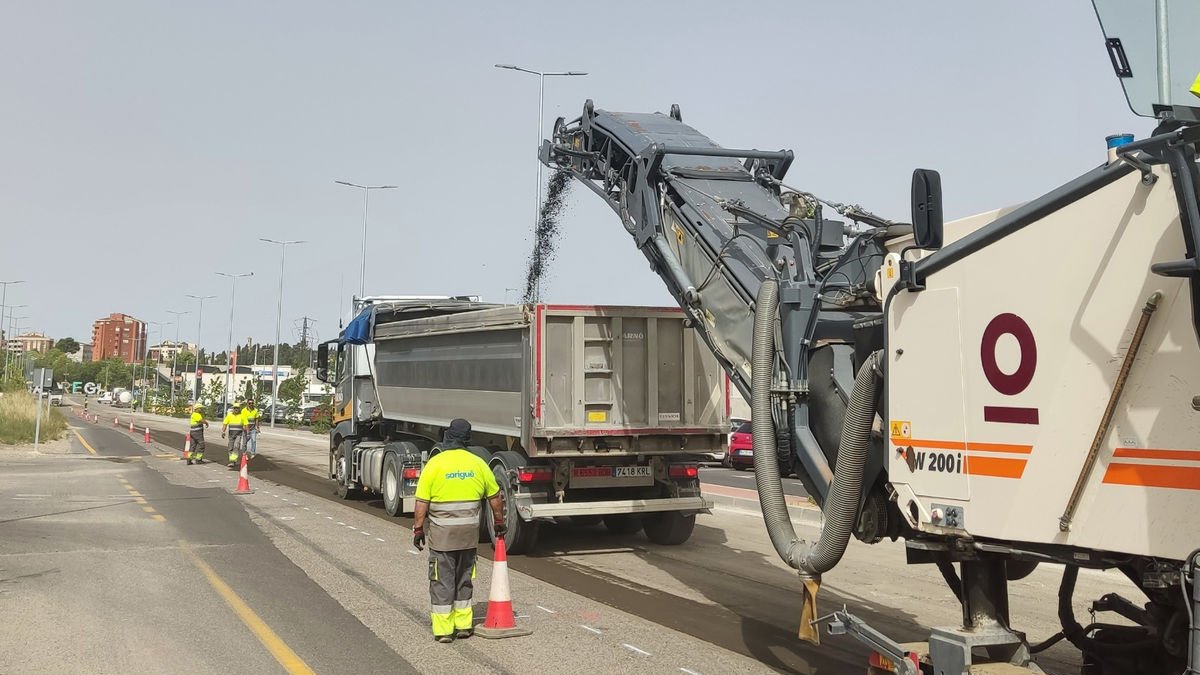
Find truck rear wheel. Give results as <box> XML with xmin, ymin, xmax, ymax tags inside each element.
<box><xmin>604</xmin><ymin>514</ymin><xmax>643</xmax><ymax>535</ymax></box>
<box><xmin>643</xmin><ymin>511</ymin><xmax>695</xmax><ymax>545</ymax></box>
<box><xmin>382</xmin><ymin>453</ymin><xmax>401</xmax><ymax>516</ymax></box>
<box><xmin>334</xmin><ymin>441</ymin><xmax>360</xmax><ymax>500</ymax></box>
<box><xmin>488</xmin><ymin>463</ymin><xmax>540</xmax><ymax>554</ymax></box>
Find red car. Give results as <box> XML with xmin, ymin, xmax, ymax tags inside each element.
<box><xmin>728</xmin><ymin>420</ymin><xmax>754</xmax><ymax>470</ymax></box>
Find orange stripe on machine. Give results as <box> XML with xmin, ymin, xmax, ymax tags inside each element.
<box><xmin>1103</xmin><ymin>463</ymin><xmax>1200</xmax><ymax>490</ymax></box>
<box><xmin>891</xmin><ymin>437</ymin><xmax>1030</xmax><ymax>479</ymax></box>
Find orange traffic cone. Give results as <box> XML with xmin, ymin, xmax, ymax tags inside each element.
<box><xmin>128</xmin><ymin>420</ymin><xmax>134</xmax><ymax>433</ymax></box>
<box><xmin>183</xmin><ymin>435</ymin><xmax>192</xmax><ymax>461</ymax></box>
<box><xmin>114</xmin><ymin>417</ymin><xmax>118</xmax><ymax>426</ymax></box>
<box><xmin>143</xmin><ymin>427</ymin><xmax>151</xmax><ymax>444</ymax></box>
<box><xmin>233</xmin><ymin>452</ymin><xmax>252</xmax><ymax>494</ymax></box>
<box><xmin>474</xmin><ymin>536</ymin><xmax>532</xmax><ymax>639</ymax></box>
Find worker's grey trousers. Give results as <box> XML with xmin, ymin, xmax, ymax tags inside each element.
<box><xmin>429</xmin><ymin>548</ymin><xmax>476</xmax><ymax>636</ymax></box>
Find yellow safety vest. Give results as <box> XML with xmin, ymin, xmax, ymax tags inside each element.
<box><xmin>190</xmin><ymin>412</ymin><xmax>205</xmax><ymax>430</ymax></box>
<box><xmin>223</xmin><ymin>411</ymin><xmax>244</xmax><ymax>428</ymax></box>
<box><xmin>415</xmin><ymin>448</ymin><xmax>500</xmax><ymax>551</ymax></box>
<box><xmin>244</xmin><ymin>408</ymin><xmax>259</xmax><ymax>427</ymax></box>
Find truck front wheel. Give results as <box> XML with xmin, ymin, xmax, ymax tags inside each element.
<box><xmin>334</xmin><ymin>441</ymin><xmax>360</xmax><ymax>500</ymax></box>
<box><xmin>643</xmin><ymin>511</ymin><xmax>695</xmax><ymax>545</ymax></box>
<box><xmin>488</xmin><ymin>463</ymin><xmax>540</xmax><ymax>554</ymax></box>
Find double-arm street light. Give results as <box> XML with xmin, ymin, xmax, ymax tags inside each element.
<box><xmin>142</xmin><ymin>321</ymin><xmax>171</xmax><ymax>412</ymax></box>
<box><xmin>335</xmin><ymin>181</ymin><xmax>397</xmax><ymax>299</ymax></box>
<box><xmin>494</xmin><ymin>64</ymin><xmax>588</xmax><ymax>302</ymax></box>
<box><xmin>261</xmin><ymin>238</ymin><xmax>306</xmax><ymax>428</ymax></box>
<box><xmin>216</xmin><ymin>272</ymin><xmax>253</xmax><ymax>412</ymax></box>
<box><xmin>164</xmin><ymin>309</ymin><xmax>190</xmax><ymax>405</ymax></box>
<box><xmin>186</xmin><ymin>294</ymin><xmax>217</xmax><ymax>404</ymax></box>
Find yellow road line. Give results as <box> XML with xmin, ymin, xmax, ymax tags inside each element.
<box><xmin>127</xmin><ymin>491</ymin><xmax>143</xmax><ymax>496</ymax></box>
<box><xmin>141</xmin><ymin>506</ymin><xmax>157</xmax><ymax>513</ymax></box>
<box><xmin>72</xmin><ymin>430</ymin><xmax>97</xmax><ymax>456</ymax></box>
<box><xmin>135</xmin><ymin>497</ymin><xmax>147</xmax><ymax>505</ymax></box>
<box><xmin>151</xmin><ymin>514</ymin><xmax>166</xmax><ymax>522</ymax></box>
<box><xmin>181</xmin><ymin>544</ymin><xmax>316</xmax><ymax>675</ymax></box>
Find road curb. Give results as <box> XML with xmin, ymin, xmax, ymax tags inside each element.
<box><xmin>706</xmin><ymin>493</ymin><xmax>824</xmax><ymax>528</ymax></box>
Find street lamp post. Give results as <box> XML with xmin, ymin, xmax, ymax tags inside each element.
<box><xmin>186</xmin><ymin>294</ymin><xmax>217</xmax><ymax>404</ymax></box>
<box><xmin>494</xmin><ymin>64</ymin><xmax>588</xmax><ymax>302</ymax></box>
<box><xmin>216</xmin><ymin>272</ymin><xmax>253</xmax><ymax>413</ymax></box>
<box><xmin>143</xmin><ymin>321</ymin><xmax>171</xmax><ymax>412</ymax></box>
<box><xmin>260</xmin><ymin>238</ymin><xmax>306</xmax><ymax>428</ymax></box>
<box><xmin>0</xmin><ymin>281</ymin><xmax>25</xmax><ymax>359</ymax></box>
<box><xmin>334</xmin><ymin>181</ymin><xmax>397</xmax><ymax>299</ymax></box>
<box><xmin>165</xmin><ymin>310</ymin><xmax>190</xmax><ymax>406</ymax></box>
<box><xmin>2</xmin><ymin>302</ymin><xmax>29</xmax><ymax>379</ymax></box>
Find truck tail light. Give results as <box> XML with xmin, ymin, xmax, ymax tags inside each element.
<box><xmin>517</xmin><ymin>466</ymin><xmax>554</xmax><ymax>483</ymax></box>
<box><xmin>669</xmin><ymin>464</ymin><xmax>699</xmax><ymax>479</ymax></box>
<box><xmin>402</xmin><ymin>468</ymin><xmax>421</xmax><ymax>479</ymax></box>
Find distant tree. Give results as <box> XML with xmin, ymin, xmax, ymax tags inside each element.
<box><xmin>278</xmin><ymin>368</ymin><xmax>307</xmax><ymax>413</ymax></box>
<box><xmin>54</xmin><ymin>338</ymin><xmax>81</xmax><ymax>354</ymax></box>
<box><xmin>176</xmin><ymin>350</ymin><xmax>197</xmax><ymax>367</ymax></box>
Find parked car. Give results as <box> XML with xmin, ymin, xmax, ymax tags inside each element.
<box><xmin>97</xmin><ymin>392</ymin><xmax>114</xmax><ymax>405</ymax></box>
<box><xmin>728</xmin><ymin>420</ymin><xmax>754</xmax><ymax>470</ymax></box>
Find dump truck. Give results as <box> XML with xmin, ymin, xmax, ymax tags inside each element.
<box><xmin>537</xmin><ymin>3</ymin><xmax>1200</xmax><ymax>671</ymax></box>
<box><xmin>315</xmin><ymin>296</ymin><xmax>726</xmax><ymax>553</ymax></box>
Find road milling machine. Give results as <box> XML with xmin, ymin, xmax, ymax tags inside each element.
<box><xmin>538</xmin><ymin>3</ymin><xmax>1200</xmax><ymax>673</ymax></box>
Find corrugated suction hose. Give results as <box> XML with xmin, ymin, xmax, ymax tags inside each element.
<box><xmin>751</xmin><ymin>279</ymin><xmax>882</xmax><ymax>642</ymax></box>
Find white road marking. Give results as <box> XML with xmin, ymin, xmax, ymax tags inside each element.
<box><xmin>337</xmin><ymin>521</ymin><xmax>345</xmax><ymax>525</ymax></box>
<box><xmin>360</xmin><ymin>531</ymin><xmax>370</xmax><ymax>536</ymax></box>
<box><xmin>536</xmin><ymin>605</ymin><xmax>557</xmax><ymax>614</ymax></box>
<box><xmin>326</xmin><ymin>516</ymin><xmax>333</xmax><ymax>520</ymax></box>
<box><xmin>622</xmin><ymin>644</ymin><xmax>651</xmax><ymax>657</ymax></box>
<box><xmin>408</xmin><ymin>549</ymin><xmax>421</xmax><ymax>555</ymax></box>
<box><xmin>278</xmin><ymin>516</ymin><xmax>295</xmax><ymax>521</ymax></box>
<box><xmin>16</xmin><ymin>494</ymin><xmax>50</xmax><ymax>497</ymax></box>
<box><xmin>302</xmin><ymin>507</ymin><xmax>310</xmax><ymax>511</ymax></box>
<box><xmin>580</xmin><ymin>625</ymin><xmax>603</xmax><ymax>635</ymax></box>
<box><xmin>375</xmin><ymin>538</ymin><xmax>385</xmax><ymax>542</ymax></box>
<box><xmin>680</xmin><ymin>669</ymin><xmax>702</xmax><ymax>675</ymax></box>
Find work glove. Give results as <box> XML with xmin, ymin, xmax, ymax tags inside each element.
<box><xmin>412</xmin><ymin>527</ymin><xmax>425</xmax><ymax>551</ymax></box>
<box><xmin>493</xmin><ymin>519</ymin><xmax>508</xmax><ymax>539</ymax></box>
<box><xmin>221</xmin><ymin>432</ymin><xmax>226</xmax><ymax>439</ymax></box>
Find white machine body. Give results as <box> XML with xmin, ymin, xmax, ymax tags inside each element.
<box><xmin>881</xmin><ymin>163</ymin><xmax>1200</xmax><ymax>561</ymax></box>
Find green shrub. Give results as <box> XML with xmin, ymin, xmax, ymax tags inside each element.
<box><xmin>0</xmin><ymin>392</ymin><xmax>68</xmax><ymax>444</ymax></box>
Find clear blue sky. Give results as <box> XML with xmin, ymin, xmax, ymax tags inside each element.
<box><xmin>0</xmin><ymin>1</ymin><xmax>1151</xmax><ymax>351</ymax></box>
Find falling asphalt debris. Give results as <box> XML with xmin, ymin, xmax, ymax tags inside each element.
<box><xmin>522</xmin><ymin>169</ymin><xmax>573</xmax><ymax>304</ymax></box>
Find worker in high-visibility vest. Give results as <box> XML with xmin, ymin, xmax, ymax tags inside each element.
<box><xmin>187</xmin><ymin>404</ymin><xmax>209</xmax><ymax>465</ymax></box>
<box><xmin>243</xmin><ymin>400</ymin><xmax>260</xmax><ymax>458</ymax></box>
<box><xmin>412</xmin><ymin>418</ymin><xmax>506</xmax><ymax>643</ymax></box>
<box><xmin>221</xmin><ymin>400</ymin><xmax>246</xmax><ymax>467</ymax></box>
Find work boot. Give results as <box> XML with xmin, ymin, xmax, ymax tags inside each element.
<box><xmin>186</xmin><ymin>458</ymin><xmax>193</xmax><ymax>465</ymax></box>
<box><xmin>435</xmin><ymin>635</ymin><xmax>454</xmax><ymax>644</ymax></box>
<box><xmin>455</xmin><ymin>629</ymin><xmax>472</xmax><ymax>640</ymax></box>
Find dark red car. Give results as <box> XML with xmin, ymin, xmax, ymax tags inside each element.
<box><xmin>729</xmin><ymin>420</ymin><xmax>754</xmax><ymax>470</ymax></box>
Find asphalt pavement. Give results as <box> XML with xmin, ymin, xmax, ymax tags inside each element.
<box><xmin>0</xmin><ymin>419</ymin><xmax>408</xmax><ymax>675</ymax></box>
<box><xmin>73</xmin><ymin>402</ymin><xmax>1107</xmax><ymax>674</ymax></box>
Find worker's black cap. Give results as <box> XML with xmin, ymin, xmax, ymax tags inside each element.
<box><xmin>444</xmin><ymin>418</ymin><xmax>472</xmax><ymax>445</ymax></box>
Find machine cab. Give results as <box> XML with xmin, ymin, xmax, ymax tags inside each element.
<box><xmin>1093</xmin><ymin>0</ymin><xmax>1200</xmax><ymax>120</ymax></box>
